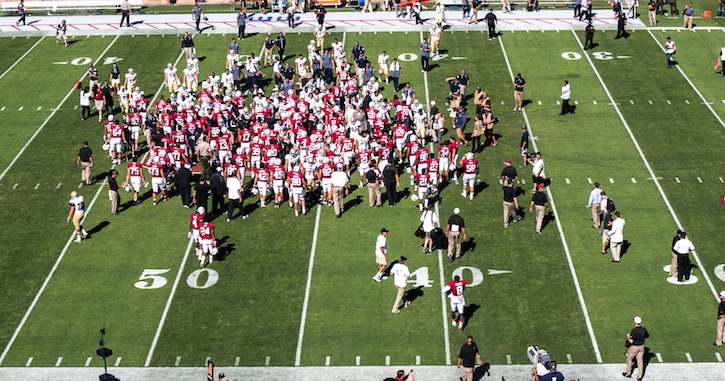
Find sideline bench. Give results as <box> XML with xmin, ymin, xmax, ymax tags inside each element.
<box><xmin>1</xmin><ymin>0</ymin><xmax>143</xmax><ymax>15</ymax></box>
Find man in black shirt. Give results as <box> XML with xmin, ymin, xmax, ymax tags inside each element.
<box><xmin>446</xmin><ymin>208</ymin><xmax>467</xmax><ymax>262</ymax></box>
<box><xmin>108</xmin><ymin>169</ymin><xmax>120</xmax><ymax>215</ymax></box>
<box><xmin>520</xmin><ymin>125</ymin><xmax>529</xmax><ymax>167</ymax></box>
<box><xmin>276</xmin><ymin>32</ymin><xmax>287</xmax><ymax>60</ymax></box>
<box><xmin>181</xmin><ymin>31</ymin><xmax>195</xmax><ymax>60</ymax></box>
<box><xmin>624</xmin><ymin>316</ymin><xmax>649</xmax><ymax>380</ymax></box>
<box><xmin>584</xmin><ymin>22</ymin><xmax>595</xmax><ymax>50</ymax></box>
<box><xmin>484</xmin><ymin>9</ymin><xmax>497</xmax><ymax>40</ymax></box>
<box><xmin>176</xmin><ymin>163</ymin><xmax>193</xmax><ymax>209</ymax></box>
<box><xmin>502</xmin><ymin>179</ymin><xmax>520</xmax><ymax>228</ymax></box>
<box><xmin>210</xmin><ymin>167</ymin><xmax>226</xmax><ymax>216</ymax></box>
<box><xmin>382</xmin><ymin>162</ymin><xmax>399</xmax><ymax>206</ymax></box>
<box><xmin>77</xmin><ymin>140</ymin><xmax>93</xmax><ymax>186</ymax></box>
<box><xmin>615</xmin><ymin>12</ymin><xmax>628</xmax><ymax>39</ymax></box>
<box><xmin>457</xmin><ymin>335</ymin><xmax>482</xmax><ymax>381</ymax></box>
<box><xmin>365</xmin><ymin>163</ymin><xmax>382</xmax><ymax>207</ymax></box>
<box><xmin>716</xmin><ymin>291</ymin><xmax>725</xmax><ymax>347</ymax></box>
<box><xmin>529</xmin><ymin>184</ymin><xmax>548</xmax><ymax>233</ymax></box>
<box><xmin>193</xmin><ymin>177</ymin><xmax>211</xmax><ymax>213</ymax></box>
<box><xmin>500</xmin><ymin>159</ymin><xmax>519</xmax><ymax>184</ymax></box>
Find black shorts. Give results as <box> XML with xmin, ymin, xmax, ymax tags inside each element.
<box><xmin>484</xmin><ymin>128</ymin><xmax>493</xmax><ymax>137</ymax></box>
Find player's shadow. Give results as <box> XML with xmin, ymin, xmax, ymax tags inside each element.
<box><xmin>620</xmin><ymin>240</ymin><xmax>632</xmax><ymax>257</ymax></box>
<box><xmin>473</xmin><ymin>181</ymin><xmax>488</xmax><ymax>195</ymax></box>
<box><xmin>473</xmin><ymin>362</ymin><xmax>491</xmax><ymax>380</ymax></box>
<box><xmin>216</xmin><ymin>243</ymin><xmax>236</xmax><ymax>262</ymax></box>
<box><xmin>87</xmin><ymin>221</ymin><xmax>110</xmax><ymax>236</ymax></box>
<box><xmin>130</xmin><ymin>20</ymin><xmax>144</xmax><ymax>26</ymax></box>
<box><xmin>462</xmin><ymin>304</ymin><xmax>481</xmax><ymax>331</ymax></box>
<box><xmin>99</xmin><ymin>374</ymin><xmax>121</xmax><ymax>381</ymax></box>
<box><xmin>461</xmin><ymin>237</ymin><xmax>477</xmax><ymax>257</ymax></box>
<box><xmin>521</xmin><ymin>100</ymin><xmax>533</xmax><ymax>108</ymax></box>
<box><xmin>200</xmin><ymin>25</ymin><xmax>215</xmax><ymax>33</ymax></box>
<box><xmin>344</xmin><ymin>195</ymin><xmax>363</xmax><ymax>211</ymax></box>
<box><xmin>402</xmin><ymin>286</ymin><xmax>424</xmax><ymax>307</ymax></box>
<box><xmin>67</xmin><ymin>40</ymin><xmax>80</xmax><ymax>46</ymax></box>
<box><xmin>541</xmin><ymin>211</ymin><xmax>555</xmax><ymax>232</ymax></box>
<box><xmin>27</xmin><ymin>20</ymin><xmax>41</xmax><ymax>25</ymax></box>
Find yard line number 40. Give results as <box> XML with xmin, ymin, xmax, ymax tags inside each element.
<box><xmin>135</xmin><ymin>269</ymin><xmax>219</xmax><ymax>290</ymax></box>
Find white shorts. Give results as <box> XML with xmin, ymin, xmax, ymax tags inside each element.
<box><xmin>430</xmin><ymin>174</ymin><xmax>439</xmax><ymax>185</ymax></box>
<box><xmin>416</xmin><ymin>163</ymin><xmax>428</xmax><ymax>174</ymax></box>
<box><xmin>449</xmin><ymin>295</ymin><xmax>465</xmax><ymax>314</ymax></box>
<box><xmin>358</xmin><ymin>164</ymin><xmax>370</xmax><ymax>176</ymax></box>
<box><xmin>376</xmin><ymin>254</ymin><xmax>387</xmax><ymax>266</ymax></box>
<box><xmin>239</xmin><ymin>142</ymin><xmax>250</xmax><ymax>154</ymax></box>
<box><xmin>250</xmin><ymin>156</ymin><xmax>261</xmax><ymax>168</ymax></box>
<box><xmin>130</xmin><ymin>126</ymin><xmax>140</xmax><ymax>140</ymax></box>
<box><xmin>257</xmin><ymin>182</ymin><xmax>268</xmax><ymax>195</ymax></box>
<box><xmin>291</xmin><ymin>187</ymin><xmax>304</xmax><ymax>203</ymax></box>
<box><xmin>462</xmin><ymin>173</ymin><xmax>476</xmax><ymax>187</ymax></box>
<box><xmin>322</xmin><ymin>178</ymin><xmax>332</xmax><ymax>193</ymax></box>
<box><xmin>130</xmin><ymin>177</ymin><xmax>142</xmax><ymax>192</ymax></box>
<box><xmin>111</xmin><ymin>78</ymin><xmax>121</xmax><ymax>86</ymax></box>
<box><xmin>439</xmin><ymin>158</ymin><xmax>449</xmax><ymax>172</ymax></box>
<box><xmin>418</xmin><ymin>187</ymin><xmax>429</xmax><ymax>200</ymax></box>
<box><xmin>218</xmin><ymin>150</ymin><xmax>230</xmax><ymax>164</ymax></box>
<box><xmin>342</xmin><ymin>152</ymin><xmax>354</xmax><ymax>165</ymax></box>
<box><xmin>200</xmin><ymin>238</ymin><xmax>214</xmax><ymax>254</ymax></box>
<box><xmin>162</xmin><ymin>125</ymin><xmax>172</xmax><ymax>135</ymax></box>
<box><xmin>209</xmin><ymin>140</ymin><xmax>218</xmax><ymax>151</ymax></box>
<box><xmin>395</xmin><ymin>139</ymin><xmax>405</xmax><ymax>152</ymax></box>
<box><xmin>152</xmin><ymin>177</ymin><xmax>166</xmax><ymax>193</ymax></box>
<box><xmin>192</xmin><ymin>229</ymin><xmax>200</xmax><ymax>243</ymax></box>
<box><xmin>110</xmin><ymin>138</ymin><xmax>123</xmax><ymax>152</ymax></box>
<box><xmin>273</xmin><ymin>180</ymin><xmax>284</xmax><ymax>193</ymax></box>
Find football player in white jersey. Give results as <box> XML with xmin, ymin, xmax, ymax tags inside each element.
<box><xmin>67</xmin><ymin>191</ymin><xmax>89</xmax><ymax>243</ymax></box>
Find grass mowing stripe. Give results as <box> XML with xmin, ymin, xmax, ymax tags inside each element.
<box><xmin>0</xmin><ymin>36</ymin><xmax>44</xmax><ymax>81</ymax></box>
<box><xmin>499</xmin><ymin>35</ymin><xmax>603</xmax><ymax>364</ymax></box>
<box><xmin>144</xmin><ymin>238</ymin><xmax>195</xmax><ymax>367</ymax></box>
<box><xmin>570</xmin><ymin>30</ymin><xmax>721</xmax><ymax>303</ymax></box>
<box><xmin>644</xmin><ymin>29</ymin><xmax>725</xmax><ymax>130</ymax></box>
<box><xmin>294</xmin><ymin>205</ymin><xmax>322</xmax><ymax>366</ymax></box>
<box><xmin>0</xmin><ymin>34</ymin><xmax>120</xmax><ymax>182</ymax></box>
<box><xmin>0</xmin><ymin>171</ymin><xmax>110</xmax><ymax>366</ymax></box>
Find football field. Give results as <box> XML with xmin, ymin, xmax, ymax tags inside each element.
<box><xmin>0</xmin><ymin>10</ymin><xmax>724</xmax><ymax>380</ymax></box>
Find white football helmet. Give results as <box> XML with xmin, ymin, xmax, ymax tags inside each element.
<box><xmin>197</xmin><ymin>206</ymin><xmax>206</xmax><ymax>214</ymax></box>
<box><xmin>465</xmin><ymin>152</ymin><xmax>474</xmax><ymax>160</ymax></box>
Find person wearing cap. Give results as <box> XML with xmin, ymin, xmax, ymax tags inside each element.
<box><xmin>528</xmin><ymin>184</ymin><xmax>548</xmax><ymax>233</ymax></box>
<box><xmin>502</xmin><ymin>177</ymin><xmax>520</xmax><ymax>228</ymax></box>
<box><xmin>535</xmin><ymin>361</ymin><xmax>563</xmax><ymax>381</ymax></box>
<box><xmin>500</xmin><ymin>159</ymin><xmax>519</xmax><ymax>184</ymax></box>
<box><xmin>624</xmin><ymin>316</ymin><xmax>649</xmax><ymax>380</ymax></box>
<box><xmin>67</xmin><ymin>191</ymin><xmax>89</xmax><ymax>243</ymax></box>
<box><xmin>373</xmin><ymin>228</ymin><xmax>389</xmax><ymax>282</ymax></box>
<box><xmin>672</xmin><ymin>231</ymin><xmax>695</xmax><ymax>282</ymax></box>
<box><xmin>446</xmin><ymin>208</ymin><xmax>467</xmax><ymax>262</ymax></box>
<box><xmin>669</xmin><ymin>229</ymin><xmax>683</xmax><ymax>279</ymax></box>
<box><xmin>390</xmin><ymin>256</ymin><xmax>411</xmax><ymax>313</ymax></box>
<box><xmin>108</xmin><ymin>170</ymin><xmax>120</xmax><ymax>215</ymax></box>
<box><xmin>77</xmin><ymin>140</ymin><xmax>93</xmax><ymax>186</ymax></box>
<box><xmin>607</xmin><ymin>211</ymin><xmax>625</xmax><ymax>262</ymax></box>
<box><xmin>330</xmin><ymin>164</ymin><xmax>349</xmax><ymax>218</ymax></box>
<box><xmin>527</xmin><ymin>151</ymin><xmax>545</xmax><ymax>191</ymax></box>
<box><xmin>586</xmin><ymin>182</ymin><xmax>603</xmax><ymax>229</ymax></box>
<box><xmin>457</xmin><ymin>335</ymin><xmax>482</xmax><ymax>381</ymax></box>
<box><xmin>716</xmin><ymin>291</ymin><xmax>725</xmax><ymax>347</ymax></box>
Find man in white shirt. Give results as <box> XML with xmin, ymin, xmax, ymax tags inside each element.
<box><xmin>673</xmin><ymin>231</ymin><xmax>695</xmax><ymax>282</ymax></box>
<box><xmin>608</xmin><ymin>211</ymin><xmax>625</xmax><ymax>262</ymax></box>
<box><xmin>378</xmin><ymin>51</ymin><xmax>390</xmax><ymax>83</ymax></box>
<box><xmin>586</xmin><ymin>182</ymin><xmax>603</xmax><ymax>229</ymax></box>
<box><xmin>373</xmin><ymin>228</ymin><xmax>389</xmax><ymax>282</ymax></box>
<box><xmin>528</xmin><ymin>152</ymin><xmax>545</xmax><ymax>191</ymax></box>
<box><xmin>330</xmin><ymin>163</ymin><xmax>349</xmax><ymax>218</ymax></box>
<box><xmin>560</xmin><ymin>80</ymin><xmax>572</xmax><ymax>115</ymax></box>
<box><xmin>226</xmin><ymin>172</ymin><xmax>248</xmax><ymax>222</ymax></box>
<box><xmin>391</xmin><ymin>256</ymin><xmax>411</xmax><ymax>313</ymax></box>
<box><xmin>665</xmin><ymin>37</ymin><xmax>676</xmax><ymax>68</ymax></box>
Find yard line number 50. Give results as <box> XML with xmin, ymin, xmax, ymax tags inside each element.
<box><xmin>135</xmin><ymin>268</ymin><xmax>219</xmax><ymax>290</ymax></box>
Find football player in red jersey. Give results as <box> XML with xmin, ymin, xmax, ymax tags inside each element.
<box><xmin>460</xmin><ymin>152</ymin><xmax>478</xmax><ymax>200</ymax></box>
<box><xmin>270</xmin><ymin>158</ymin><xmax>287</xmax><ymax>208</ymax></box>
<box><xmin>189</xmin><ymin>206</ymin><xmax>205</xmax><ymax>261</ymax></box>
<box><xmin>148</xmin><ymin>162</ymin><xmax>168</xmax><ymax>205</ymax></box>
<box><xmin>446</xmin><ymin>275</ymin><xmax>467</xmax><ymax>332</ymax></box>
<box><xmin>123</xmin><ymin>157</ymin><xmax>146</xmax><ymax>205</ymax></box>
<box><xmin>253</xmin><ymin>163</ymin><xmax>270</xmax><ymax>207</ymax></box>
<box><xmin>198</xmin><ymin>220</ymin><xmax>217</xmax><ymax>267</ymax></box>
<box><xmin>414</xmin><ymin>169</ymin><xmax>431</xmax><ymax>212</ymax></box>
<box><xmin>287</xmin><ymin>165</ymin><xmax>307</xmax><ymax>216</ymax></box>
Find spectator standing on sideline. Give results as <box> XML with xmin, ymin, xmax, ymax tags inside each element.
<box><xmin>382</xmin><ymin>161</ymin><xmax>399</xmax><ymax>206</ymax></box>
<box><xmin>623</xmin><ymin>316</ymin><xmax>649</xmax><ymax>380</ymax></box>
<box><xmin>457</xmin><ymin>336</ymin><xmax>482</xmax><ymax>381</ymax></box>
<box><xmin>502</xmin><ymin>178</ymin><xmax>520</xmax><ymax>228</ymax></box>
<box><xmin>669</xmin><ymin>229</ymin><xmax>683</xmax><ymax>279</ymax></box>
<box><xmin>519</xmin><ymin>125</ymin><xmax>529</xmax><ymax>168</ymax></box>
<box><xmin>446</xmin><ymin>208</ymin><xmax>467</xmax><ymax>262</ymax></box>
<box><xmin>529</xmin><ymin>184</ymin><xmax>548</xmax><ymax>234</ymax></box>
<box><xmin>79</xmin><ymin>86</ymin><xmax>92</xmax><ymax>120</ymax></box>
<box><xmin>315</xmin><ymin>4</ymin><xmax>326</xmax><ymax>26</ymax></box>
<box><xmin>192</xmin><ymin>3</ymin><xmax>205</xmax><ymax>33</ymax></box>
<box><xmin>420</xmin><ymin>206</ymin><xmax>438</xmax><ymax>253</ymax></box>
<box><xmin>287</xmin><ymin>3</ymin><xmax>296</xmax><ymax>28</ymax></box>
<box><xmin>276</xmin><ymin>32</ymin><xmax>287</xmax><ymax>60</ymax></box>
<box><xmin>513</xmin><ymin>73</ymin><xmax>525</xmax><ymax>111</ymax></box>
<box><xmin>373</xmin><ymin>228</ymin><xmax>389</xmax><ymax>282</ymax></box>
<box><xmin>682</xmin><ymin>2</ymin><xmax>694</xmax><ymax>30</ymax></box>
<box><xmin>365</xmin><ymin>165</ymin><xmax>382</xmax><ymax>207</ymax></box>
<box><xmin>56</xmin><ymin>19</ymin><xmax>68</xmax><ymax>47</ymax></box>
<box><xmin>608</xmin><ymin>211</ymin><xmax>625</xmax><ymax>262</ymax></box>
<box><xmin>719</xmin><ymin>0</ymin><xmax>725</xmax><ymax>17</ymax></box>
<box><xmin>331</xmin><ymin>164</ymin><xmax>350</xmax><ymax>218</ymax></box>
<box><xmin>615</xmin><ymin>11</ymin><xmax>628</xmax><ymax>39</ymax></box>
<box><xmin>193</xmin><ymin>177</ymin><xmax>210</xmax><ymax>213</ymax></box>
<box><xmin>665</xmin><ymin>37</ymin><xmax>676</xmax><ymax>68</ymax></box>
<box><xmin>108</xmin><ymin>170</ymin><xmax>120</xmax><ymax>215</ymax></box>
<box><xmin>716</xmin><ymin>291</ymin><xmax>725</xmax><ymax>347</ymax></box>
<box><xmin>470</xmin><ymin>0</ymin><xmax>482</xmax><ymax>23</ymax></box>
<box><xmin>586</xmin><ymin>182</ymin><xmax>603</xmax><ymax>229</ymax></box>
<box><xmin>574</xmin><ymin>0</ymin><xmax>582</xmax><ymax>18</ymax></box>
<box><xmin>237</xmin><ymin>8</ymin><xmax>247</xmax><ymax>39</ymax></box>
<box><xmin>673</xmin><ymin>231</ymin><xmax>695</xmax><ymax>282</ymax></box>
<box><xmin>176</xmin><ymin>163</ymin><xmax>192</xmax><ymax>209</ymax></box>
<box><xmin>77</xmin><ymin>141</ymin><xmax>93</xmax><ymax>186</ymax></box>
<box><xmin>16</xmin><ymin>0</ymin><xmax>26</xmax><ymax>26</ymax></box>
<box><xmin>647</xmin><ymin>0</ymin><xmax>657</xmax><ymax>26</ymax></box>
<box><xmin>584</xmin><ymin>22</ymin><xmax>595</xmax><ymax>50</ymax></box>
<box><xmin>393</xmin><ymin>369</ymin><xmax>415</xmax><ymax>381</ymax></box>
<box><xmin>485</xmin><ymin>9</ymin><xmax>498</xmax><ymax>40</ymax></box>
<box><xmin>391</xmin><ymin>256</ymin><xmax>411</xmax><ymax>313</ymax></box>
<box><xmin>182</xmin><ymin>31</ymin><xmax>195</xmax><ymax>60</ymax></box>
<box><xmin>560</xmin><ymin>80</ymin><xmax>572</xmax><ymax>115</ymax></box>
<box><xmin>120</xmin><ymin>0</ymin><xmax>131</xmax><ymax>28</ymax></box>
<box><xmin>420</xmin><ymin>38</ymin><xmax>431</xmax><ymax>72</ymax></box>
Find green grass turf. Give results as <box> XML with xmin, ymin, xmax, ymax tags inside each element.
<box><xmin>0</xmin><ymin>26</ymin><xmax>724</xmax><ymax>369</ymax></box>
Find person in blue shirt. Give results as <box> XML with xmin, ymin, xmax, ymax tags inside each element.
<box><xmin>535</xmin><ymin>361</ymin><xmax>564</xmax><ymax>381</ymax></box>
<box><xmin>586</xmin><ymin>182</ymin><xmax>603</xmax><ymax>229</ymax></box>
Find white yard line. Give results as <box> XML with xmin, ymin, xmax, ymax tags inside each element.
<box><xmin>0</xmin><ymin>35</ymin><xmax>120</xmax><ymax>181</ymax></box>
<box><xmin>572</xmin><ymin>30</ymin><xmax>720</xmax><ymax>302</ymax></box>
<box><xmin>499</xmin><ymin>35</ymin><xmax>603</xmax><ymax>364</ymax></box>
<box><xmin>294</xmin><ymin>205</ymin><xmax>323</xmax><ymax>366</ymax></box>
<box><xmin>144</xmin><ymin>238</ymin><xmax>194</xmax><ymax>367</ymax></box>
<box><xmin>0</xmin><ymin>36</ymin><xmax>45</xmax><ymax>81</ymax></box>
<box><xmin>0</xmin><ymin>169</ymin><xmax>111</xmax><ymax>366</ymax></box>
<box><xmin>644</xmin><ymin>29</ymin><xmax>725</xmax><ymax>130</ymax></box>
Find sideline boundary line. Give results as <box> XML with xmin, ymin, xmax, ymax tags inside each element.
<box><xmin>294</xmin><ymin>205</ymin><xmax>323</xmax><ymax>366</ymax></box>
<box><xmin>571</xmin><ymin>30</ymin><xmax>720</xmax><ymax>301</ymax></box>
<box><xmin>499</xmin><ymin>35</ymin><xmax>603</xmax><ymax>363</ymax></box>
<box><xmin>0</xmin><ymin>35</ymin><xmax>120</xmax><ymax>181</ymax></box>
<box><xmin>643</xmin><ymin>28</ymin><xmax>725</xmax><ymax>131</ymax></box>
<box><xmin>0</xmin><ymin>36</ymin><xmax>45</xmax><ymax>81</ymax></box>
<box><xmin>420</xmin><ymin>30</ymin><xmax>452</xmax><ymax>364</ymax></box>
<box><xmin>0</xmin><ymin>167</ymin><xmax>112</xmax><ymax>365</ymax></box>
